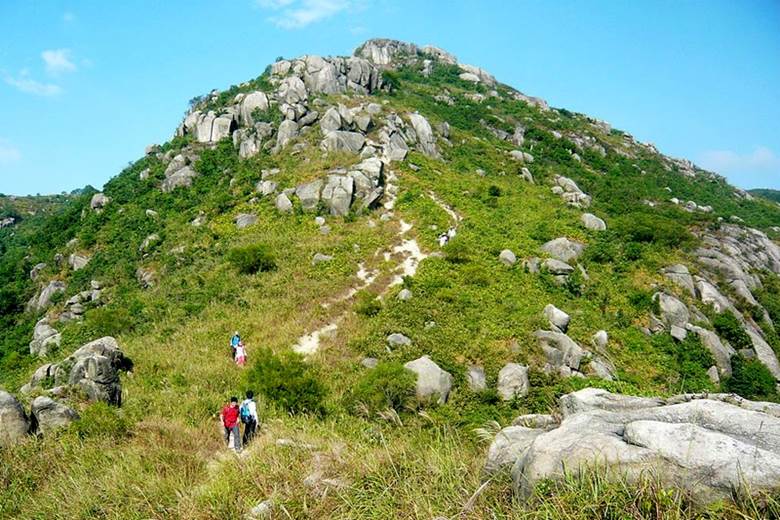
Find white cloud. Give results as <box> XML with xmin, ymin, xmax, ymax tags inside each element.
<box><xmin>0</xmin><ymin>139</ymin><xmax>21</xmax><ymax>164</ymax></box>
<box><xmin>257</xmin><ymin>0</ymin><xmax>352</xmax><ymax>29</ymax></box>
<box><xmin>3</xmin><ymin>70</ymin><xmax>62</xmax><ymax>96</ymax></box>
<box><xmin>256</xmin><ymin>0</ymin><xmax>295</xmax><ymax>8</ymax></box>
<box><xmin>42</xmin><ymin>49</ymin><xmax>77</xmax><ymax>75</ymax></box>
<box><xmin>699</xmin><ymin>146</ymin><xmax>780</xmax><ymax>175</ymax></box>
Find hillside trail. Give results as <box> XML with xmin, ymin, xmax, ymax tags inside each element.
<box><xmin>197</xmin><ymin>171</ymin><xmax>465</xmax><ymax>515</ymax></box>
<box><xmin>292</xmin><ymin>169</ymin><xmax>463</xmax><ymax>356</ymax></box>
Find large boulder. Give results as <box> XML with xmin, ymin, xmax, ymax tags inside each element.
<box><xmin>662</xmin><ymin>264</ymin><xmax>695</xmax><ymax>296</ymax></box>
<box><xmin>387</xmin><ymin>333</ymin><xmax>412</xmax><ymax>348</ymax></box>
<box><xmin>581</xmin><ymin>213</ymin><xmax>606</xmax><ymax>231</ymax></box>
<box><xmin>0</xmin><ymin>390</ymin><xmax>30</xmax><ymax>447</ymax></box>
<box><xmin>321</xmin><ymin>131</ymin><xmax>365</xmax><ymax>154</ymax></box>
<box><xmin>499</xmin><ymin>249</ymin><xmax>517</xmax><ymax>266</ymax></box>
<box><xmin>355</xmin><ymin>38</ymin><xmax>418</xmax><ymax>66</ymax></box>
<box><xmin>239</xmin><ymin>91</ymin><xmax>270</xmax><ymax>126</ymax></box>
<box><xmin>161</xmin><ymin>165</ymin><xmax>197</xmax><ymax>192</ymax></box>
<box><xmin>552</xmin><ymin>175</ymin><xmax>592</xmax><ymax>208</ymax></box>
<box><xmin>403</xmin><ymin>356</ymin><xmax>453</xmax><ymax>404</ymax></box>
<box><xmin>685</xmin><ymin>325</ymin><xmax>735</xmax><ymax>377</ymax></box>
<box><xmin>541</xmin><ymin>238</ymin><xmax>585</xmax><ymax>263</ymax></box>
<box><xmin>485</xmin><ymin>426</ymin><xmax>544</xmax><ymax>474</ymax></box>
<box><xmin>295</xmin><ymin>180</ymin><xmax>323</xmax><ymax>211</ymax></box>
<box><xmin>543</xmin><ymin>304</ymin><xmax>570</xmax><ymax>333</ymax></box>
<box><xmin>235</xmin><ymin>213</ymin><xmax>258</xmax><ymax>229</ymax></box>
<box><xmin>275</xmin><ymin>119</ymin><xmax>299</xmax><ymax>150</ymax></box>
<box><xmin>408</xmin><ymin>113</ymin><xmax>439</xmax><ymax>158</ymax></box>
<box><xmin>136</xmin><ymin>267</ymin><xmax>155</xmax><ymax>288</ymax></box>
<box><xmin>320</xmin><ymin>107</ymin><xmax>343</xmax><ymax>133</ymax></box>
<box><xmin>466</xmin><ymin>365</ymin><xmax>487</xmax><ymax>392</ymax></box>
<box><xmin>497</xmin><ymin>363</ymin><xmax>530</xmax><ymax>401</ymax></box>
<box><xmin>275</xmin><ymin>193</ymin><xmax>293</xmax><ymax>214</ymax></box>
<box><xmin>694</xmin><ymin>277</ymin><xmax>735</xmax><ymax>314</ymax></box>
<box><xmin>508</xmin><ymin>388</ymin><xmax>780</xmax><ymax>504</ymax></box>
<box><xmin>29</xmin><ymin>318</ymin><xmax>61</xmax><ymax>357</ymax></box>
<box><xmin>31</xmin><ymin>396</ymin><xmax>79</xmax><ymax>435</ymax></box>
<box><xmin>52</xmin><ymin>336</ymin><xmax>131</xmax><ymax>406</ymax></box>
<box><xmin>321</xmin><ymin>175</ymin><xmax>354</xmax><ymax>216</ymax></box>
<box><xmin>653</xmin><ymin>292</ymin><xmax>690</xmax><ymax>329</ymax></box>
<box><xmin>68</xmin><ymin>253</ymin><xmax>90</xmax><ymax>271</ymax></box>
<box><xmin>535</xmin><ymin>330</ymin><xmax>586</xmax><ymax>372</ymax></box>
<box><xmin>90</xmin><ymin>193</ymin><xmax>110</xmax><ymax>211</ymax></box>
<box><xmin>27</xmin><ymin>280</ymin><xmax>66</xmax><ymax>312</ymax></box>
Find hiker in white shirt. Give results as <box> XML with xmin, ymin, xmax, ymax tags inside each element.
<box><xmin>240</xmin><ymin>391</ymin><xmax>259</xmax><ymax>444</ymax></box>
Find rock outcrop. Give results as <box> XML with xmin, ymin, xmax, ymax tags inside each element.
<box><xmin>27</xmin><ymin>280</ymin><xmax>66</xmax><ymax>313</ymax></box>
<box><xmin>22</xmin><ymin>337</ymin><xmax>132</xmax><ymax>407</ymax></box>
<box><xmin>489</xmin><ymin>388</ymin><xmax>780</xmax><ymax>505</ymax></box>
<box><xmin>29</xmin><ymin>318</ymin><xmax>61</xmax><ymax>357</ymax></box>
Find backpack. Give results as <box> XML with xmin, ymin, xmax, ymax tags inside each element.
<box><xmin>239</xmin><ymin>400</ymin><xmax>252</xmax><ymax>423</ymax></box>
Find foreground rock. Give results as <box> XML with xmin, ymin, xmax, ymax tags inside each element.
<box><xmin>0</xmin><ymin>390</ymin><xmax>30</xmax><ymax>447</ymax></box>
<box><xmin>31</xmin><ymin>396</ymin><xmax>79</xmax><ymax>434</ymax></box>
<box><xmin>403</xmin><ymin>356</ymin><xmax>453</xmax><ymax>404</ymax></box>
<box><xmin>487</xmin><ymin>388</ymin><xmax>780</xmax><ymax>505</ymax></box>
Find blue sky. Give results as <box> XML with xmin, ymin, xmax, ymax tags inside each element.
<box><xmin>1</xmin><ymin>0</ymin><xmax>778</xmax><ymax>195</ymax></box>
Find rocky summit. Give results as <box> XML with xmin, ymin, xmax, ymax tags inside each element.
<box><xmin>1</xmin><ymin>38</ymin><xmax>780</xmax><ymax>519</ymax></box>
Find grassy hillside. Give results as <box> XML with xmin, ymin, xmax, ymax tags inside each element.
<box><xmin>2</xmin><ymin>42</ymin><xmax>780</xmax><ymax>519</ymax></box>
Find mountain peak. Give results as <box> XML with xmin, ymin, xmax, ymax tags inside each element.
<box><xmin>353</xmin><ymin>38</ymin><xmax>458</xmax><ymax>67</ymax></box>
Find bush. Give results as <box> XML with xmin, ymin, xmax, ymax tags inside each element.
<box><xmin>444</xmin><ymin>240</ymin><xmax>470</xmax><ymax>264</ymax></box>
<box><xmin>247</xmin><ymin>348</ymin><xmax>327</xmax><ymax>415</ymax></box>
<box><xmin>713</xmin><ymin>311</ymin><xmax>752</xmax><ymax>350</ymax></box>
<box><xmin>724</xmin><ymin>355</ymin><xmax>777</xmax><ymax>400</ymax></box>
<box><xmin>227</xmin><ymin>244</ymin><xmax>277</xmax><ymax>274</ymax></box>
<box><xmin>355</xmin><ymin>290</ymin><xmax>382</xmax><ymax>317</ymax></box>
<box><xmin>652</xmin><ymin>334</ymin><xmax>714</xmax><ymax>393</ymax></box>
<box><xmin>613</xmin><ymin>213</ymin><xmax>692</xmax><ymax>248</ymax></box>
<box><xmin>71</xmin><ymin>402</ymin><xmax>132</xmax><ymax>439</ymax></box>
<box><xmin>344</xmin><ymin>362</ymin><xmax>416</xmax><ymax>416</ymax></box>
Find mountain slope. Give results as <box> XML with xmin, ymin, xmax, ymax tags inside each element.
<box><xmin>751</xmin><ymin>188</ymin><xmax>780</xmax><ymax>204</ymax></box>
<box><xmin>1</xmin><ymin>38</ymin><xmax>780</xmax><ymax>519</ymax></box>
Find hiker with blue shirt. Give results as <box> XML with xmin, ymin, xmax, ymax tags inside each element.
<box><xmin>230</xmin><ymin>331</ymin><xmax>241</xmax><ymax>359</ymax></box>
<box><xmin>240</xmin><ymin>390</ymin><xmax>259</xmax><ymax>444</ymax></box>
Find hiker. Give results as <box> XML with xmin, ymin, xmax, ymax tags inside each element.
<box><xmin>240</xmin><ymin>390</ymin><xmax>259</xmax><ymax>445</ymax></box>
<box><xmin>220</xmin><ymin>396</ymin><xmax>241</xmax><ymax>452</ymax></box>
<box><xmin>235</xmin><ymin>341</ymin><xmax>247</xmax><ymax>367</ymax></box>
<box><xmin>230</xmin><ymin>331</ymin><xmax>241</xmax><ymax>358</ymax></box>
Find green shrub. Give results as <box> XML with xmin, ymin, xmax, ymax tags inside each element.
<box><xmin>613</xmin><ymin>213</ymin><xmax>693</xmax><ymax>248</ymax></box>
<box><xmin>381</xmin><ymin>70</ymin><xmax>401</xmax><ymax>92</ymax></box>
<box><xmin>713</xmin><ymin>311</ymin><xmax>752</xmax><ymax>350</ymax></box>
<box><xmin>227</xmin><ymin>244</ymin><xmax>277</xmax><ymax>274</ymax></box>
<box><xmin>444</xmin><ymin>240</ymin><xmax>470</xmax><ymax>264</ymax></box>
<box><xmin>354</xmin><ymin>290</ymin><xmax>382</xmax><ymax>317</ymax></box>
<box><xmin>247</xmin><ymin>348</ymin><xmax>327</xmax><ymax>415</ymax></box>
<box><xmin>344</xmin><ymin>362</ymin><xmax>416</xmax><ymax>416</ymax></box>
<box><xmin>652</xmin><ymin>334</ymin><xmax>714</xmax><ymax>393</ymax></box>
<box><xmin>724</xmin><ymin>355</ymin><xmax>777</xmax><ymax>400</ymax></box>
<box><xmin>71</xmin><ymin>402</ymin><xmax>132</xmax><ymax>439</ymax></box>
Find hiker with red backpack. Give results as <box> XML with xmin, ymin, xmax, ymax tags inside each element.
<box><xmin>220</xmin><ymin>396</ymin><xmax>241</xmax><ymax>452</ymax></box>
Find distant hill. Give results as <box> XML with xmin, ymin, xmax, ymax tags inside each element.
<box><xmin>750</xmin><ymin>188</ymin><xmax>780</xmax><ymax>203</ymax></box>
